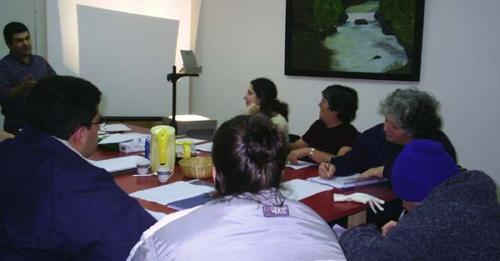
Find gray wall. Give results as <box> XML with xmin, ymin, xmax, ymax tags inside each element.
<box><xmin>192</xmin><ymin>0</ymin><xmax>500</xmax><ymax>184</ymax></box>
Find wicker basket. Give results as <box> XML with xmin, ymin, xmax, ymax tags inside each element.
<box><xmin>179</xmin><ymin>156</ymin><xmax>213</xmax><ymax>179</ymax></box>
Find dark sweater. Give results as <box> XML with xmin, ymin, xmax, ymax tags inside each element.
<box><xmin>332</xmin><ymin>123</ymin><xmax>457</xmax><ymax>178</ymax></box>
<box><xmin>340</xmin><ymin>171</ymin><xmax>500</xmax><ymax>260</ymax></box>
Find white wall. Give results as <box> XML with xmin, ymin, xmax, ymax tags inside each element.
<box><xmin>192</xmin><ymin>0</ymin><xmax>500</xmax><ymax>184</ymax></box>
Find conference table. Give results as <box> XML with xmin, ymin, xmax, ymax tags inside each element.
<box><xmin>91</xmin><ymin>124</ymin><xmax>397</xmax><ymax>227</ymax></box>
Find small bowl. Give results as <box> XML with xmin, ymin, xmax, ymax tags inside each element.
<box><xmin>179</xmin><ymin>156</ymin><xmax>213</xmax><ymax>179</ymax></box>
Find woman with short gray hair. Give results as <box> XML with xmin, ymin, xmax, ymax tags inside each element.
<box><xmin>379</xmin><ymin>88</ymin><xmax>442</xmax><ymax>138</ymax></box>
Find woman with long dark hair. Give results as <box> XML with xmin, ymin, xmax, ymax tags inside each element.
<box><xmin>244</xmin><ymin>77</ymin><xmax>289</xmax><ymax>139</ymax></box>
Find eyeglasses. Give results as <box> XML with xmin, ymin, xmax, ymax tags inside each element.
<box><xmin>84</xmin><ymin>116</ymin><xmax>106</xmax><ymax>127</ymax></box>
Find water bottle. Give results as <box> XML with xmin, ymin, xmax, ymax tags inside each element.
<box><xmin>144</xmin><ymin>137</ymin><xmax>150</xmax><ymax>159</ymax></box>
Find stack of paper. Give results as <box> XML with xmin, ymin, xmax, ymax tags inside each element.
<box><xmin>100</xmin><ymin>123</ymin><xmax>131</xmax><ymax>133</ymax></box>
<box><xmin>286</xmin><ymin>160</ymin><xmax>317</xmax><ymax>170</ymax></box>
<box><xmin>129</xmin><ymin>181</ymin><xmax>215</xmax><ymax>205</ymax></box>
<box><xmin>89</xmin><ymin>155</ymin><xmax>149</xmax><ymax>173</ymax></box>
<box><xmin>98</xmin><ymin>132</ymin><xmax>149</xmax><ymax>145</ymax></box>
<box><xmin>308</xmin><ymin>174</ymin><xmax>388</xmax><ymax>189</ymax></box>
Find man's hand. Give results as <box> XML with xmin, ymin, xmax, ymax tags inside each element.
<box><xmin>10</xmin><ymin>78</ymin><xmax>37</xmax><ymax>99</ymax></box>
<box><xmin>318</xmin><ymin>161</ymin><xmax>335</xmax><ymax>179</ymax></box>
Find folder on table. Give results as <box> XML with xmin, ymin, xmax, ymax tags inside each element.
<box><xmin>168</xmin><ymin>192</ymin><xmax>214</xmax><ymax>210</ymax></box>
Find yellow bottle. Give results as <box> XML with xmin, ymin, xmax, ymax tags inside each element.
<box><xmin>150</xmin><ymin>125</ymin><xmax>176</xmax><ymax>173</ymax></box>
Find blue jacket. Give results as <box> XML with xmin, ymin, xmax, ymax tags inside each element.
<box><xmin>0</xmin><ymin>126</ymin><xmax>155</xmax><ymax>260</ymax></box>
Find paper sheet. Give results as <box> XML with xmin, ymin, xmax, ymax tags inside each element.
<box><xmin>196</xmin><ymin>142</ymin><xmax>213</xmax><ymax>152</ymax></box>
<box><xmin>308</xmin><ymin>174</ymin><xmax>388</xmax><ymax>189</ymax></box>
<box><xmin>279</xmin><ymin>179</ymin><xmax>331</xmax><ymax>201</ymax></box>
<box><xmin>99</xmin><ymin>133</ymin><xmax>149</xmax><ymax>144</ymax></box>
<box><xmin>129</xmin><ymin>181</ymin><xmax>215</xmax><ymax>205</ymax></box>
<box><xmin>89</xmin><ymin>155</ymin><xmax>148</xmax><ymax>173</ymax></box>
<box><xmin>100</xmin><ymin>123</ymin><xmax>131</xmax><ymax>133</ymax></box>
<box><xmin>286</xmin><ymin>160</ymin><xmax>317</xmax><ymax>170</ymax></box>
<box><xmin>176</xmin><ymin>137</ymin><xmax>206</xmax><ymax>144</ymax></box>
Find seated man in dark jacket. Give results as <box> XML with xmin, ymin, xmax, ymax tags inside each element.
<box><xmin>0</xmin><ymin>76</ymin><xmax>155</xmax><ymax>260</ymax></box>
<box><xmin>340</xmin><ymin>140</ymin><xmax>500</xmax><ymax>260</ymax></box>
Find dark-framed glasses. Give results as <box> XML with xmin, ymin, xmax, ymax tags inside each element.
<box><xmin>84</xmin><ymin>116</ymin><xmax>106</xmax><ymax>128</ymax></box>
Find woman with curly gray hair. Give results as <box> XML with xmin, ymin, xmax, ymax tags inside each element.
<box><xmin>379</xmin><ymin>88</ymin><xmax>443</xmax><ymax>143</ymax></box>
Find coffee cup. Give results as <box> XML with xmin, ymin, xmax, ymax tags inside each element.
<box><xmin>157</xmin><ymin>164</ymin><xmax>172</xmax><ymax>183</ymax></box>
<box><xmin>136</xmin><ymin>159</ymin><xmax>151</xmax><ymax>175</ymax></box>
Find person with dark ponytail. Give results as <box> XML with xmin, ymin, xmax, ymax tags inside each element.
<box><xmin>128</xmin><ymin>115</ymin><xmax>345</xmax><ymax>260</ymax></box>
<box><xmin>244</xmin><ymin>77</ymin><xmax>289</xmax><ymax>139</ymax></box>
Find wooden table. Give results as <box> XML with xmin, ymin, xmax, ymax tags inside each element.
<box><xmin>92</xmin><ymin>125</ymin><xmax>396</xmax><ymax>227</ymax></box>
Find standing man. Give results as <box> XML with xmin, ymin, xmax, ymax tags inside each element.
<box><xmin>0</xmin><ymin>76</ymin><xmax>155</xmax><ymax>260</ymax></box>
<box><xmin>0</xmin><ymin>21</ymin><xmax>56</xmax><ymax>134</ymax></box>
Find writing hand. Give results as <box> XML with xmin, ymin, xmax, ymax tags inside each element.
<box><xmin>318</xmin><ymin>161</ymin><xmax>335</xmax><ymax>179</ymax></box>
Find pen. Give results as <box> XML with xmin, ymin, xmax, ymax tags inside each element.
<box><xmin>398</xmin><ymin>209</ymin><xmax>406</xmax><ymax>221</ymax></box>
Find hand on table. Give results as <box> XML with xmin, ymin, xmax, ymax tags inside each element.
<box><xmin>360</xmin><ymin>166</ymin><xmax>384</xmax><ymax>179</ymax></box>
<box><xmin>287</xmin><ymin>148</ymin><xmax>309</xmax><ymax>164</ymax></box>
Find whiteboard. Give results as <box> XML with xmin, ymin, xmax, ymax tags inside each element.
<box><xmin>76</xmin><ymin>5</ymin><xmax>178</xmax><ymax>117</ymax></box>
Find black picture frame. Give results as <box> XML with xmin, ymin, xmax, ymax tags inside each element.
<box><xmin>285</xmin><ymin>0</ymin><xmax>425</xmax><ymax>81</ymax></box>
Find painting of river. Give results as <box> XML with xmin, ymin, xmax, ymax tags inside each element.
<box><xmin>285</xmin><ymin>0</ymin><xmax>425</xmax><ymax>81</ymax></box>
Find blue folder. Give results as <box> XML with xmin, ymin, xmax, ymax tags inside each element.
<box><xmin>168</xmin><ymin>192</ymin><xmax>214</xmax><ymax>210</ymax></box>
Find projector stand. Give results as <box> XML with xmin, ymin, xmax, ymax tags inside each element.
<box><xmin>166</xmin><ymin>65</ymin><xmax>199</xmax><ymax>132</ymax></box>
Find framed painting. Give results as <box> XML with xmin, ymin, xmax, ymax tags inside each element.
<box><xmin>285</xmin><ymin>0</ymin><xmax>425</xmax><ymax>81</ymax></box>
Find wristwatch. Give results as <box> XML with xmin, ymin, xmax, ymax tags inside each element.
<box><xmin>309</xmin><ymin>148</ymin><xmax>315</xmax><ymax>156</ymax></box>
